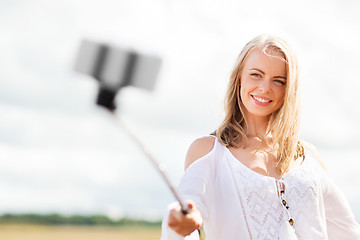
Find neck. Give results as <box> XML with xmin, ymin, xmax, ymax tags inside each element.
<box><xmin>243</xmin><ymin>113</ymin><xmax>277</xmax><ymax>158</ymax></box>
<box><xmin>244</xmin><ymin>114</ymin><xmax>271</xmax><ymax>141</ymax></box>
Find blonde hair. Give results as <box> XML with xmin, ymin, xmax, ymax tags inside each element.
<box><xmin>215</xmin><ymin>34</ymin><xmax>304</xmax><ymax>174</ymax></box>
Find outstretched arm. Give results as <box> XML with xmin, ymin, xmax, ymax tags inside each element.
<box><xmin>161</xmin><ymin>136</ymin><xmax>215</xmax><ymax>239</ymax></box>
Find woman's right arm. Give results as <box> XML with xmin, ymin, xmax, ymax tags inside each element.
<box><xmin>161</xmin><ymin>136</ymin><xmax>216</xmax><ymax>239</ymax></box>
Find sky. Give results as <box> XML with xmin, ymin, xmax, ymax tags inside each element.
<box><xmin>0</xmin><ymin>0</ymin><xmax>360</xmax><ymax>221</ymax></box>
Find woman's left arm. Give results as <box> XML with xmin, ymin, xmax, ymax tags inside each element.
<box><xmin>321</xmin><ymin>171</ymin><xmax>360</xmax><ymax>239</ymax></box>
<box><xmin>304</xmin><ymin>142</ymin><xmax>360</xmax><ymax>239</ymax></box>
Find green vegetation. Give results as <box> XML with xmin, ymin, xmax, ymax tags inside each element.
<box><xmin>0</xmin><ymin>214</ymin><xmax>161</xmax><ymax>227</ymax></box>
<box><xmin>0</xmin><ymin>214</ymin><xmax>206</xmax><ymax>240</ymax></box>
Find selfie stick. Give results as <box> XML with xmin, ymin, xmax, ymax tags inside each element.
<box><xmin>73</xmin><ymin>39</ymin><xmax>190</xmax><ymax>214</ymax></box>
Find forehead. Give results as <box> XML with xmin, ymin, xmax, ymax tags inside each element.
<box><xmin>243</xmin><ymin>47</ymin><xmax>287</xmax><ymax>75</ymax></box>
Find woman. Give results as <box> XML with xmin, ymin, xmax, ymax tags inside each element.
<box><xmin>161</xmin><ymin>35</ymin><xmax>360</xmax><ymax>239</ymax></box>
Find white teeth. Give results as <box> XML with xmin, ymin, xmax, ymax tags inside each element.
<box><xmin>253</xmin><ymin>96</ymin><xmax>270</xmax><ymax>103</ymax></box>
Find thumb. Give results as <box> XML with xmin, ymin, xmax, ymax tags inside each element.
<box><xmin>187</xmin><ymin>201</ymin><xmax>194</xmax><ymax>210</ymax></box>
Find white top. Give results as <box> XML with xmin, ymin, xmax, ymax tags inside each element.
<box><xmin>161</xmin><ymin>136</ymin><xmax>360</xmax><ymax>240</ymax></box>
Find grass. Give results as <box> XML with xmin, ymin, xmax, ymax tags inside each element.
<box><xmin>0</xmin><ymin>224</ymin><xmax>161</xmax><ymax>240</ymax></box>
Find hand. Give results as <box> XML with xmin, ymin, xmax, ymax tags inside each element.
<box><xmin>168</xmin><ymin>201</ymin><xmax>203</xmax><ymax>237</ymax></box>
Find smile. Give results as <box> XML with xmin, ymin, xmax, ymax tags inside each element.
<box><xmin>251</xmin><ymin>95</ymin><xmax>272</xmax><ymax>103</ymax></box>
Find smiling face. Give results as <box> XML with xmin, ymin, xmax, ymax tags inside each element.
<box><xmin>240</xmin><ymin>47</ymin><xmax>287</xmax><ymax>120</ymax></box>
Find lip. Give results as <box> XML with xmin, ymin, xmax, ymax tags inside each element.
<box><xmin>251</xmin><ymin>94</ymin><xmax>272</xmax><ymax>106</ymax></box>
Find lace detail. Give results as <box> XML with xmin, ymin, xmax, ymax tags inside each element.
<box><xmin>230</xmin><ymin>164</ymin><xmax>255</xmax><ymax>239</ymax></box>
<box><xmin>284</xmin><ymin>159</ymin><xmax>327</xmax><ymax>238</ymax></box>
<box><xmin>229</xmin><ymin>157</ymin><xmax>285</xmax><ymax>240</ymax></box>
<box><xmin>227</xmin><ymin>148</ymin><xmax>325</xmax><ymax>240</ymax></box>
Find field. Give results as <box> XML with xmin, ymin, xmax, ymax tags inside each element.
<box><xmin>0</xmin><ymin>224</ymin><xmax>161</xmax><ymax>240</ymax></box>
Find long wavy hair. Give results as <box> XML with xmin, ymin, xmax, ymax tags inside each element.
<box><xmin>215</xmin><ymin>34</ymin><xmax>304</xmax><ymax>174</ymax></box>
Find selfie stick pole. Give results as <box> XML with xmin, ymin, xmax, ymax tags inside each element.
<box><xmin>74</xmin><ymin>39</ymin><xmax>189</xmax><ymax>214</ymax></box>
<box><xmin>113</xmin><ymin>113</ymin><xmax>189</xmax><ymax>214</ymax></box>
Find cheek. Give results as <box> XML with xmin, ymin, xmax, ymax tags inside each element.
<box><xmin>280</xmin><ymin>88</ymin><xmax>286</xmax><ymax>99</ymax></box>
<box><xmin>239</xmin><ymin>78</ymin><xmax>254</xmax><ymax>97</ymax></box>
<box><xmin>276</xmin><ymin>88</ymin><xmax>286</xmax><ymax>105</ymax></box>
<box><xmin>239</xmin><ymin>86</ymin><xmax>245</xmax><ymax>100</ymax></box>
<box><xmin>239</xmin><ymin>84</ymin><xmax>250</xmax><ymax>101</ymax></box>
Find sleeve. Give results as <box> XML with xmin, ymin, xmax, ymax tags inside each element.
<box><xmin>160</xmin><ymin>144</ymin><xmax>215</xmax><ymax>240</ymax></box>
<box><xmin>320</xmin><ymin>170</ymin><xmax>360</xmax><ymax>239</ymax></box>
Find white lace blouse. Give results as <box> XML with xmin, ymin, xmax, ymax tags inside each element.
<box><xmin>160</xmin><ymin>137</ymin><xmax>360</xmax><ymax>240</ymax></box>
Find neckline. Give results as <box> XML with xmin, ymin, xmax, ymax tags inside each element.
<box><xmin>224</xmin><ymin>145</ymin><xmax>305</xmax><ymax>181</ymax></box>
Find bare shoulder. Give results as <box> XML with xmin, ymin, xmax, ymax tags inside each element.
<box><xmin>302</xmin><ymin>140</ymin><xmax>327</xmax><ymax>171</ymax></box>
<box><xmin>184</xmin><ymin>136</ymin><xmax>216</xmax><ymax>170</ymax></box>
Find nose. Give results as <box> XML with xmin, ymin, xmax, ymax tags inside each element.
<box><xmin>258</xmin><ymin>79</ymin><xmax>271</xmax><ymax>93</ymax></box>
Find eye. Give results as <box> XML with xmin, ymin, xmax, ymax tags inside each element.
<box><xmin>251</xmin><ymin>73</ymin><xmax>261</xmax><ymax>78</ymax></box>
<box><xmin>274</xmin><ymin>79</ymin><xmax>286</xmax><ymax>85</ymax></box>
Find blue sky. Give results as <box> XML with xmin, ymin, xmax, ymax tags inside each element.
<box><xmin>0</xmin><ymin>0</ymin><xmax>360</xmax><ymax>220</ymax></box>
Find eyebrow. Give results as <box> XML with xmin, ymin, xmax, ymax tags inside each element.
<box><xmin>249</xmin><ymin>68</ymin><xmax>287</xmax><ymax>80</ymax></box>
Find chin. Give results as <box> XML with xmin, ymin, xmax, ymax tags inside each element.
<box><xmin>247</xmin><ymin>110</ymin><xmax>273</xmax><ymax>118</ymax></box>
